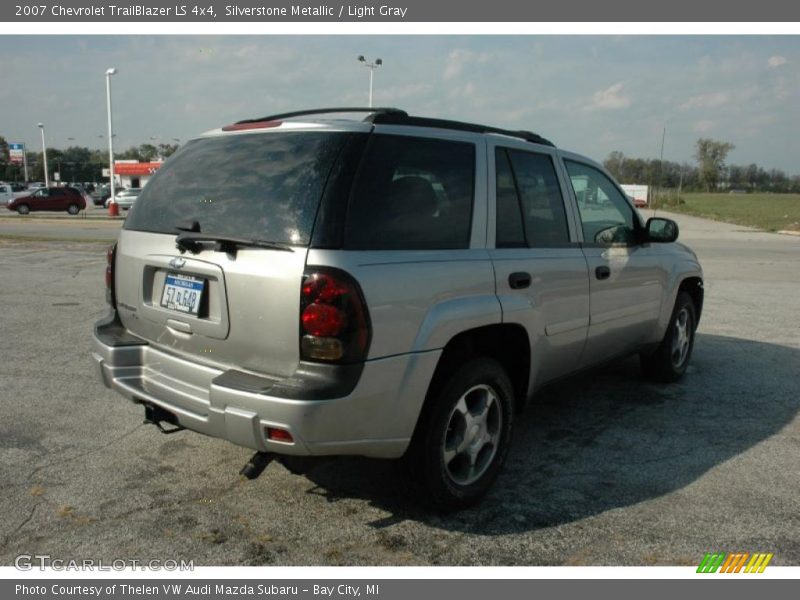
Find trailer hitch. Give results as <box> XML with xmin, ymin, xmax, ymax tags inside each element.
<box><xmin>142</xmin><ymin>402</ymin><xmax>185</xmax><ymax>434</ymax></box>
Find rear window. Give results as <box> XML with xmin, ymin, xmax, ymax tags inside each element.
<box><xmin>344</xmin><ymin>135</ymin><xmax>475</xmax><ymax>250</ymax></box>
<box><xmin>124</xmin><ymin>131</ymin><xmax>353</xmax><ymax>246</ymax></box>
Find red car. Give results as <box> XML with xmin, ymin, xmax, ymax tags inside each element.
<box><xmin>7</xmin><ymin>186</ymin><xmax>87</xmax><ymax>215</ymax></box>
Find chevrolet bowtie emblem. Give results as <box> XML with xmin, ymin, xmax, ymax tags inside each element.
<box><xmin>168</xmin><ymin>257</ymin><xmax>186</xmax><ymax>269</ymax></box>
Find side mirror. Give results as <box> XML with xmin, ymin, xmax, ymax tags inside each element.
<box><xmin>646</xmin><ymin>217</ymin><xmax>679</xmax><ymax>243</ymax></box>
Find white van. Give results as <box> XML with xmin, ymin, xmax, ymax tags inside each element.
<box><xmin>0</xmin><ymin>183</ymin><xmax>15</xmax><ymax>205</ymax></box>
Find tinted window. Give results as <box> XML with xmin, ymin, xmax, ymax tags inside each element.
<box><xmin>345</xmin><ymin>135</ymin><xmax>475</xmax><ymax>250</ymax></box>
<box><xmin>565</xmin><ymin>160</ymin><xmax>636</xmax><ymax>246</ymax></box>
<box><xmin>124</xmin><ymin>131</ymin><xmax>354</xmax><ymax>246</ymax></box>
<box><xmin>495</xmin><ymin>148</ymin><xmax>570</xmax><ymax>247</ymax></box>
<box><xmin>495</xmin><ymin>149</ymin><xmax>525</xmax><ymax>248</ymax></box>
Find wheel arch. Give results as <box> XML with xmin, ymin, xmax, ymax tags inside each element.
<box><xmin>408</xmin><ymin>324</ymin><xmax>531</xmax><ymax>447</ymax></box>
<box><xmin>678</xmin><ymin>276</ymin><xmax>704</xmax><ymax>327</ymax></box>
<box><xmin>656</xmin><ymin>262</ymin><xmax>704</xmax><ymax>337</ymax></box>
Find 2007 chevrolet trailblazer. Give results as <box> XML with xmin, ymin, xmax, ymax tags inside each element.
<box><xmin>92</xmin><ymin>108</ymin><xmax>703</xmax><ymax>509</ymax></box>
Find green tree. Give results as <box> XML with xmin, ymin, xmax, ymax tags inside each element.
<box><xmin>695</xmin><ymin>138</ymin><xmax>735</xmax><ymax>192</ymax></box>
<box><xmin>604</xmin><ymin>151</ymin><xmax>625</xmax><ymax>181</ymax></box>
<box><xmin>157</xmin><ymin>143</ymin><xmax>179</xmax><ymax>158</ymax></box>
<box><xmin>138</xmin><ymin>143</ymin><xmax>159</xmax><ymax>162</ymax></box>
<box><xmin>117</xmin><ymin>146</ymin><xmax>143</xmax><ymax>161</ymax></box>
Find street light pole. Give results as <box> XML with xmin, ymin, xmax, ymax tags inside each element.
<box><xmin>357</xmin><ymin>55</ymin><xmax>383</xmax><ymax>108</ymax></box>
<box><xmin>22</xmin><ymin>143</ymin><xmax>29</xmax><ymax>183</ymax></box>
<box><xmin>105</xmin><ymin>68</ymin><xmax>117</xmax><ymax>203</ymax></box>
<box><xmin>38</xmin><ymin>123</ymin><xmax>49</xmax><ymax>187</ymax></box>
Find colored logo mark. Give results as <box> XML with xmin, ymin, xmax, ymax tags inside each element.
<box><xmin>697</xmin><ymin>552</ymin><xmax>773</xmax><ymax>573</ymax></box>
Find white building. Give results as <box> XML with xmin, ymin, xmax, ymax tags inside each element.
<box><xmin>113</xmin><ymin>160</ymin><xmax>163</xmax><ymax>189</ymax></box>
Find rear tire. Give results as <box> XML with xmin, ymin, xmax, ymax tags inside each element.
<box><xmin>640</xmin><ymin>292</ymin><xmax>697</xmax><ymax>382</ymax></box>
<box><xmin>67</xmin><ymin>204</ymin><xmax>80</xmax><ymax>215</ymax></box>
<box><xmin>406</xmin><ymin>357</ymin><xmax>514</xmax><ymax>512</ymax></box>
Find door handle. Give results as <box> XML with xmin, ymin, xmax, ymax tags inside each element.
<box><xmin>595</xmin><ymin>265</ymin><xmax>611</xmax><ymax>280</ymax></box>
<box><xmin>508</xmin><ymin>272</ymin><xmax>531</xmax><ymax>289</ymax></box>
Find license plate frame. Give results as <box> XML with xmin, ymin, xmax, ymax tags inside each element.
<box><xmin>160</xmin><ymin>273</ymin><xmax>205</xmax><ymax>316</ymax></box>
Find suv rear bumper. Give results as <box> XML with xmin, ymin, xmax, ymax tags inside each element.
<box><xmin>92</xmin><ymin>315</ymin><xmax>440</xmax><ymax>459</ymax></box>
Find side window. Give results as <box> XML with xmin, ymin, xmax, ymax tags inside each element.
<box><xmin>565</xmin><ymin>160</ymin><xmax>636</xmax><ymax>246</ymax></box>
<box><xmin>495</xmin><ymin>147</ymin><xmax>570</xmax><ymax>248</ymax></box>
<box><xmin>495</xmin><ymin>149</ymin><xmax>525</xmax><ymax>248</ymax></box>
<box><xmin>345</xmin><ymin>135</ymin><xmax>475</xmax><ymax>250</ymax></box>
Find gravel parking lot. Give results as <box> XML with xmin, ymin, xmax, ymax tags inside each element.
<box><xmin>0</xmin><ymin>212</ymin><xmax>798</xmax><ymax>566</ymax></box>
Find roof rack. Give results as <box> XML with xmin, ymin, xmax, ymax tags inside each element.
<box><xmin>370</xmin><ymin>113</ymin><xmax>555</xmax><ymax>147</ymax></box>
<box><xmin>234</xmin><ymin>107</ymin><xmax>407</xmax><ymax>125</ymax></box>
<box><xmin>232</xmin><ymin>107</ymin><xmax>554</xmax><ymax>147</ymax></box>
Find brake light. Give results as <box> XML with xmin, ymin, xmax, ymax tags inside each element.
<box><xmin>302</xmin><ymin>303</ymin><xmax>347</xmax><ymax>337</ymax></box>
<box><xmin>105</xmin><ymin>243</ymin><xmax>116</xmax><ymax>308</ymax></box>
<box><xmin>300</xmin><ymin>268</ymin><xmax>371</xmax><ymax>363</ymax></box>
<box><xmin>221</xmin><ymin>120</ymin><xmax>282</xmax><ymax>132</ymax></box>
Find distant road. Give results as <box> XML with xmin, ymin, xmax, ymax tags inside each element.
<box><xmin>0</xmin><ymin>215</ymin><xmax>122</xmax><ymax>242</ymax></box>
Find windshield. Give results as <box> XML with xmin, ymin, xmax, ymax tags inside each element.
<box><xmin>124</xmin><ymin>131</ymin><xmax>353</xmax><ymax>246</ymax></box>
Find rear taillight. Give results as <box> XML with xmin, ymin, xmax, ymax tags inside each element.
<box><xmin>300</xmin><ymin>268</ymin><xmax>371</xmax><ymax>363</ymax></box>
<box><xmin>105</xmin><ymin>243</ymin><xmax>116</xmax><ymax>308</ymax></box>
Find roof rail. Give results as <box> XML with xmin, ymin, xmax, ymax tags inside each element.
<box><xmin>231</xmin><ymin>107</ymin><xmax>554</xmax><ymax>147</ymax></box>
<box><xmin>371</xmin><ymin>113</ymin><xmax>555</xmax><ymax>147</ymax></box>
<box><xmin>234</xmin><ymin>107</ymin><xmax>408</xmax><ymax>125</ymax></box>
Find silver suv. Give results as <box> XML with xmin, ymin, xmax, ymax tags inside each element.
<box><xmin>92</xmin><ymin>108</ymin><xmax>703</xmax><ymax>510</ymax></box>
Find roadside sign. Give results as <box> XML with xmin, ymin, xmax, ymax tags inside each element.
<box><xmin>8</xmin><ymin>143</ymin><xmax>25</xmax><ymax>164</ymax></box>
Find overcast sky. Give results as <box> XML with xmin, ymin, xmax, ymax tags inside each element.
<box><xmin>1</xmin><ymin>35</ymin><xmax>798</xmax><ymax>172</ymax></box>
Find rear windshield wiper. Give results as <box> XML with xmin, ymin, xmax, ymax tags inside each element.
<box><xmin>174</xmin><ymin>220</ymin><xmax>201</xmax><ymax>233</ymax></box>
<box><xmin>175</xmin><ymin>232</ymin><xmax>294</xmax><ymax>255</ymax></box>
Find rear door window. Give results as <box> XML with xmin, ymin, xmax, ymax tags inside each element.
<box><xmin>495</xmin><ymin>149</ymin><xmax>526</xmax><ymax>248</ymax></box>
<box><xmin>344</xmin><ymin>135</ymin><xmax>475</xmax><ymax>250</ymax></box>
<box><xmin>124</xmin><ymin>131</ymin><xmax>356</xmax><ymax>246</ymax></box>
<box><xmin>495</xmin><ymin>147</ymin><xmax>570</xmax><ymax>247</ymax></box>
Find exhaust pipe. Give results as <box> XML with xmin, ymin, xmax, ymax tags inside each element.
<box><xmin>240</xmin><ymin>452</ymin><xmax>274</xmax><ymax>480</ymax></box>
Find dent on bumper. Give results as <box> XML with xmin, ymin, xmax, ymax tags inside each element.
<box><xmin>92</xmin><ymin>322</ymin><xmax>440</xmax><ymax>459</ymax></box>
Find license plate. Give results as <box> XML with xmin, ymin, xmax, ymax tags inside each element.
<box><xmin>160</xmin><ymin>273</ymin><xmax>204</xmax><ymax>315</ymax></box>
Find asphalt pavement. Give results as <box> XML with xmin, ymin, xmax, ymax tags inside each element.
<box><xmin>0</xmin><ymin>212</ymin><xmax>798</xmax><ymax>566</ymax></box>
<box><xmin>0</xmin><ymin>202</ymin><xmax>123</xmax><ymax>242</ymax></box>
